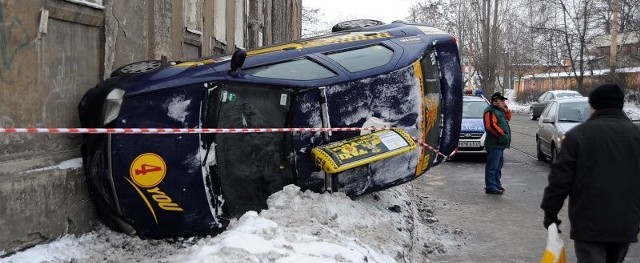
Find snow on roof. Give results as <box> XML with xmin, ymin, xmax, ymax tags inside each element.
<box><xmin>520</xmin><ymin>67</ymin><xmax>640</xmax><ymax>80</ymax></box>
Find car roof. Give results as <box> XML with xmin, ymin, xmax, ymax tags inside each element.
<box><xmin>121</xmin><ymin>21</ymin><xmax>459</xmax><ymax>96</ymax></box>
<box><xmin>547</xmin><ymin>90</ymin><xmax>582</xmax><ymax>95</ymax></box>
<box><xmin>553</xmin><ymin>96</ymin><xmax>588</xmax><ymax>103</ymax></box>
<box><xmin>463</xmin><ymin>95</ymin><xmax>488</xmax><ymax>102</ymax></box>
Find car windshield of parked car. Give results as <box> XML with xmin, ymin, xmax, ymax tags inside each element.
<box><xmin>462</xmin><ymin>100</ymin><xmax>488</xmax><ymax>118</ymax></box>
<box><xmin>244</xmin><ymin>58</ymin><xmax>337</xmax><ymax>80</ymax></box>
<box><xmin>326</xmin><ymin>45</ymin><xmax>394</xmax><ymax>72</ymax></box>
<box><xmin>558</xmin><ymin>102</ymin><xmax>590</xmax><ymax>122</ymax></box>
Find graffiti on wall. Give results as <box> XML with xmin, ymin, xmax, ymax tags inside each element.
<box><xmin>0</xmin><ymin>3</ymin><xmax>31</xmax><ymax>70</ymax></box>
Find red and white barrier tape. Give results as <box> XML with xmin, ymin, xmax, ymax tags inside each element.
<box><xmin>0</xmin><ymin>127</ymin><xmax>456</xmax><ymax>159</ymax></box>
<box><xmin>0</xmin><ymin>127</ymin><xmax>380</xmax><ymax>134</ymax></box>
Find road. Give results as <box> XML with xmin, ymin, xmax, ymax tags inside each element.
<box><xmin>413</xmin><ymin>113</ymin><xmax>640</xmax><ymax>262</ymax></box>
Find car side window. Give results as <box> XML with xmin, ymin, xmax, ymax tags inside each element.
<box><xmin>244</xmin><ymin>58</ymin><xmax>337</xmax><ymax>80</ymax></box>
<box><xmin>538</xmin><ymin>93</ymin><xmax>548</xmax><ymax>102</ymax></box>
<box><xmin>549</xmin><ymin>93</ymin><xmax>556</xmax><ymax>100</ymax></box>
<box><xmin>545</xmin><ymin>101</ymin><xmax>558</xmax><ymax>120</ymax></box>
<box><xmin>326</xmin><ymin>44</ymin><xmax>394</xmax><ymax>72</ymax></box>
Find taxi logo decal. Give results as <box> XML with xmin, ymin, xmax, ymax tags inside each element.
<box><xmin>130</xmin><ymin>153</ymin><xmax>166</xmax><ymax>188</ymax></box>
<box><xmin>300</xmin><ymin>32</ymin><xmax>392</xmax><ymax>48</ymax></box>
<box><xmin>246</xmin><ymin>32</ymin><xmax>393</xmax><ymax>57</ymax></box>
<box><xmin>128</xmin><ymin>153</ymin><xmax>183</xmax><ymax>224</ymax></box>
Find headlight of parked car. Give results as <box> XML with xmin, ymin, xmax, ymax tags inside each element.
<box><xmin>102</xmin><ymin>88</ymin><xmax>125</xmax><ymax>125</ymax></box>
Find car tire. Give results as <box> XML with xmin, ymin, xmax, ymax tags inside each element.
<box><xmin>331</xmin><ymin>19</ymin><xmax>385</xmax><ymax>32</ymax></box>
<box><xmin>536</xmin><ymin>139</ymin><xmax>546</xmax><ymax>162</ymax></box>
<box><xmin>110</xmin><ymin>60</ymin><xmax>167</xmax><ymax>78</ymax></box>
<box><xmin>530</xmin><ymin>110</ymin><xmax>537</xmax><ymax>120</ymax></box>
<box><xmin>551</xmin><ymin>146</ymin><xmax>558</xmax><ymax>162</ymax></box>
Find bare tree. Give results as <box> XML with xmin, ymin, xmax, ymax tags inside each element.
<box><xmin>301</xmin><ymin>7</ymin><xmax>330</xmax><ymax>37</ymax></box>
<box><xmin>407</xmin><ymin>0</ymin><xmax>509</xmax><ymax>95</ymax></box>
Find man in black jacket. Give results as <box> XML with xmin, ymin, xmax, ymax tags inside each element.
<box><xmin>540</xmin><ymin>84</ymin><xmax>640</xmax><ymax>262</ymax></box>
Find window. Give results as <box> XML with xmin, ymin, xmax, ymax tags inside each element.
<box><xmin>64</xmin><ymin>0</ymin><xmax>104</xmax><ymax>9</ymax></box>
<box><xmin>544</xmin><ymin>102</ymin><xmax>558</xmax><ymax>120</ymax></box>
<box><xmin>558</xmin><ymin>102</ymin><xmax>590</xmax><ymax>122</ymax></box>
<box><xmin>207</xmin><ymin>84</ymin><xmax>295</xmax><ymax>217</ymax></box>
<box><xmin>214</xmin><ymin>0</ymin><xmax>226</xmax><ymax>44</ymax></box>
<box><xmin>462</xmin><ymin>101</ymin><xmax>489</xmax><ymax>118</ymax></box>
<box><xmin>245</xmin><ymin>59</ymin><xmax>337</xmax><ymax>80</ymax></box>
<box><xmin>234</xmin><ymin>0</ymin><xmax>246</xmax><ymax>48</ymax></box>
<box><xmin>556</xmin><ymin>91</ymin><xmax>581</xmax><ymax>98</ymax></box>
<box><xmin>184</xmin><ymin>0</ymin><xmax>203</xmax><ymax>33</ymax></box>
<box><xmin>326</xmin><ymin>45</ymin><xmax>393</xmax><ymax>72</ymax></box>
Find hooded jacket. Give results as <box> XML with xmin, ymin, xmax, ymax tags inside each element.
<box><xmin>540</xmin><ymin>108</ymin><xmax>640</xmax><ymax>242</ymax></box>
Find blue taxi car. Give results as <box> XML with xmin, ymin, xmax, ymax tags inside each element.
<box><xmin>78</xmin><ymin>20</ymin><xmax>463</xmax><ymax>238</ymax></box>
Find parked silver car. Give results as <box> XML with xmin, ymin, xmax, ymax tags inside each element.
<box><xmin>536</xmin><ymin>97</ymin><xmax>590</xmax><ymax>162</ymax></box>
<box><xmin>530</xmin><ymin>90</ymin><xmax>582</xmax><ymax>120</ymax></box>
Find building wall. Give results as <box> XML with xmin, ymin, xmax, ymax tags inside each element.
<box><xmin>0</xmin><ymin>0</ymin><xmax>301</xmax><ymax>255</ymax></box>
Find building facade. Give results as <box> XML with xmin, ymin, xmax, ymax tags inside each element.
<box><xmin>0</xmin><ymin>0</ymin><xmax>301</xmax><ymax>254</ymax></box>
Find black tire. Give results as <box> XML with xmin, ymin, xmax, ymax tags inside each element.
<box><xmin>536</xmin><ymin>139</ymin><xmax>546</xmax><ymax>162</ymax></box>
<box><xmin>551</xmin><ymin>146</ymin><xmax>558</xmax><ymax>162</ymax></box>
<box><xmin>110</xmin><ymin>60</ymin><xmax>167</xmax><ymax>78</ymax></box>
<box><xmin>530</xmin><ymin>110</ymin><xmax>538</xmax><ymax>120</ymax></box>
<box><xmin>331</xmin><ymin>19</ymin><xmax>385</xmax><ymax>32</ymax></box>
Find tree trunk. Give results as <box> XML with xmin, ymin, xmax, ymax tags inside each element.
<box><xmin>610</xmin><ymin>0</ymin><xmax>618</xmax><ymax>75</ymax></box>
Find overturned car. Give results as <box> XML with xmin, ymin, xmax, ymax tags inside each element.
<box><xmin>78</xmin><ymin>20</ymin><xmax>463</xmax><ymax>238</ymax></box>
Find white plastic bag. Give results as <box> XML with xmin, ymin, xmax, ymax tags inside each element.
<box><xmin>541</xmin><ymin>223</ymin><xmax>566</xmax><ymax>263</ymax></box>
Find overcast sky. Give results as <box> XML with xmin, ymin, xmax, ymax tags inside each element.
<box><xmin>303</xmin><ymin>0</ymin><xmax>419</xmax><ymax>24</ymax></box>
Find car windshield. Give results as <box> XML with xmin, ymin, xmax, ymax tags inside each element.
<box><xmin>558</xmin><ymin>101</ymin><xmax>590</xmax><ymax>122</ymax></box>
<box><xmin>556</xmin><ymin>92</ymin><xmax>581</xmax><ymax>98</ymax></box>
<box><xmin>462</xmin><ymin>100</ymin><xmax>488</xmax><ymax>118</ymax></box>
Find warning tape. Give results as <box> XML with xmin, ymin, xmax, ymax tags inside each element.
<box><xmin>0</xmin><ymin>127</ymin><xmax>457</xmax><ymax>159</ymax></box>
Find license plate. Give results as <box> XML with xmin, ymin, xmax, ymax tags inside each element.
<box><xmin>458</xmin><ymin>141</ymin><xmax>481</xmax><ymax>148</ymax></box>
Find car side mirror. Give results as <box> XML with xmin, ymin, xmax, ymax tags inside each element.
<box><xmin>542</xmin><ymin>118</ymin><xmax>554</xmax><ymax>124</ymax></box>
<box><xmin>230</xmin><ymin>48</ymin><xmax>247</xmax><ymax>73</ymax></box>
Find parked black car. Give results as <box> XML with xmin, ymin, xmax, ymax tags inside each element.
<box><xmin>530</xmin><ymin>90</ymin><xmax>582</xmax><ymax>120</ymax></box>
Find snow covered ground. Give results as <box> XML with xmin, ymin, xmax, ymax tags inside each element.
<box><xmin>1</xmin><ymin>184</ymin><xmax>432</xmax><ymax>263</ymax></box>
<box><xmin>2</xmin><ymin>90</ymin><xmax>639</xmax><ymax>263</ymax></box>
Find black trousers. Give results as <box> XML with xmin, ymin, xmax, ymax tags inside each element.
<box><xmin>574</xmin><ymin>240</ymin><xmax>630</xmax><ymax>263</ymax></box>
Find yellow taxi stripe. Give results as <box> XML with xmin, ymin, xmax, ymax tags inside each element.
<box><xmin>125</xmin><ymin>178</ymin><xmax>158</xmax><ymax>224</ymax></box>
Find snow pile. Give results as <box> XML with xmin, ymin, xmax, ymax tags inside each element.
<box><xmin>1</xmin><ymin>185</ymin><xmax>419</xmax><ymax>263</ymax></box>
<box><xmin>19</xmin><ymin>158</ymin><xmax>83</xmax><ymax>174</ymax></box>
<box><xmin>504</xmin><ymin>89</ymin><xmax>530</xmax><ymax>114</ymax></box>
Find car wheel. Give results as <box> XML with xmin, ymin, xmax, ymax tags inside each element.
<box><xmin>530</xmin><ymin>109</ymin><xmax>537</xmax><ymax>120</ymax></box>
<box><xmin>551</xmin><ymin>146</ymin><xmax>559</xmax><ymax>162</ymax></box>
<box><xmin>536</xmin><ymin>139</ymin><xmax>546</xmax><ymax>162</ymax></box>
<box><xmin>110</xmin><ymin>60</ymin><xmax>167</xmax><ymax>78</ymax></box>
<box><xmin>331</xmin><ymin>19</ymin><xmax>385</xmax><ymax>32</ymax></box>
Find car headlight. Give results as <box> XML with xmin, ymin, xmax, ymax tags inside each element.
<box><xmin>102</xmin><ymin>88</ymin><xmax>125</xmax><ymax>125</ymax></box>
<box><xmin>557</xmin><ymin>134</ymin><xmax>565</xmax><ymax>145</ymax></box>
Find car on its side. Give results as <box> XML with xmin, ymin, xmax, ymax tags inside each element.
<box><xmin>458</xmin><ymin>95</ymin><xmax>490</xmax><ymax>154</ymax></box>
<box><xmin>530</xmin><ymin>90</ymin><xmax>582</xmax><ymax>120</ymax></box>
<box><xmin>78</xmin><ymin>20</ymin><xmax>463</xmax><ymax>238</ymax></box>
<box><xmin>536</xmin><ymin>97</ymin><xmax>590</xmax><ymax>162</ymax></box>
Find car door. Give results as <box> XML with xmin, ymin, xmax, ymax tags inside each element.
<box><xmin>204</xmin><ymin>83</ymin><xmax>297</xmax><ymax>218</ymax></box>
<box><xmin>533</xmin><ymin>92</ymin><xmax>549</xmax><ymax>115</ymax></box>
<box><xmin>538</xmin><ymin>101</ymin><xmax>558</xmax><ymax>154</ymax></box>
